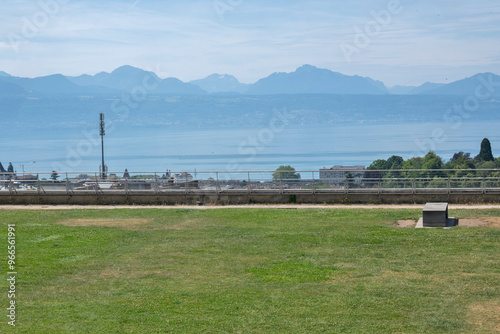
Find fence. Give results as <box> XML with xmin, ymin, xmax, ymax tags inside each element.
<box><xmin>1</xmin><ymin>169</ymin><xmax>500</xmax><ymax>196</ymax></box>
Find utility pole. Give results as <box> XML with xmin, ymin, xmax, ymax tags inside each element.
<box><xmin>100</xmin><ymin>113</ymin><xmax>106</xmax><ymax>179</ymax></box>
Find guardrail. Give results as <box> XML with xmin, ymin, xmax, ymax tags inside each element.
<box><xmin>1</xmin><ymin>169</ymin><xmax>500</xmax><ymax>196</ymax></box>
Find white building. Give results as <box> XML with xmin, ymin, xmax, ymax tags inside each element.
<box><xmin>319</xmin><ymin>165</ymin><xmax>365</xmax><ymax>181</ymax></box>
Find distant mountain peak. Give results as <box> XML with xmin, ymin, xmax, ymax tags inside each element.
<box><xmin>296</xmin><ymin>64</ymin><xmax>318</xmax><ymax>71</ymax></box>
<box><xmin>205</xmin><ymin>73</ymin><xmax>237</xmax><ymax>80</ymax></box>
<box><xmin>471</xmin><ymin>72</ymin><xmax>496</xmax><ymax>76</ymax></box>
<box><xmin>413</xmin><ymin>72</ymin><xmax>500</xmax><ymax>96</ymax></box>
<box><xmin>0</xmin><ymin>71</ymin><xmax>11</xmax><ymax>77</ymax></box>
<box><xmin>189</xmin><ymin>73</ymin><xmax>247</xmax><ymax>93</ymax></box>
<box><xmin>247</xmin><ymin>64</ymin><xmax>389</xmax><ymax>95</ymax></box>
<box><xmin>111</xmin><ymin>65</ymin><xmax>149</xmax><ymax>75</ymax></box>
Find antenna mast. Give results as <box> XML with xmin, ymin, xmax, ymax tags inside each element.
<box><xmin>100</xmin><ymin>113</ymin><xmax>106</xmax><ymax>179</ymax></box>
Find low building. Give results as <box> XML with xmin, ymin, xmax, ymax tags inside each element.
<box><xmin>15</xmin><ymin>174</ymin><xmax>38</xmax><ymax>184</ymax></box>
<box><xmin>319</xmin><ymin>165</ymin><xmax>365</xmax><ymax>181</ymax></box>
<box><xmin>174</xmin><ymin>172</ymin><xmax>193</xmax><ymax>183</ymax></box>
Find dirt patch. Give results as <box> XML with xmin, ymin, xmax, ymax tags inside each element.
<box><xmin>57</xmin><ymin>218</ymin><xmax>151</xmax><ymax>230</ymax></box>
<box><xmin>468</xmin><ymin>301</ymin><xmax>500</xmax><ymax>332</ymax></box>
<box><xmin>396</xmin><ymin>217</ymin><xmax>500</xmax><ymax>228</ymax></box>
<box><xmin>57</xmin><ymin>217</ymin><xmax>206</xmax><ymax>231</ymax></box>
<box><xmin>99</xmin><ymin>267</ymin><xmax>168</xmax><ymax>279</ymax></box>
<box><xmin>459</xmin><ymin>217</ymin><xmax>500</xmax><ymax>228</ymax></box>
<box><xmin>396</xmin><ymin>220</ymin><xmax>416</xmax><ymax>228</ymax></box>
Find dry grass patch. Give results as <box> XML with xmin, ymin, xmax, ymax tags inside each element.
<box><xmin>68</xmin><ymin>266</ymin><xmax>171</xmax><ymax>284</ymax></box>
<box><xmin>460</xmin><ymin>217</ymin><xmax>500</xmax><ymax>228</ymax></box>
<box><xmin>468</xmin><ymin>301</ymin><xmax>500</xmax><ymax>332</ymax></box>
<box><xmin>161</xmin><ymin>218</ymin><xmax>206</xmax><ymax>230</ymax></box>
<box><xmin>99</xmin><ymin>267</ymin><xmax>169</xmax><ymax>279</ymax></box>
<box><xmin>57</xmin><ymin>218</ymin><xmax>151</xmax><ymax>230</ymax></box>
<box><xmin>396</xmin><ymin>219</ymin><xmax>416</xmax><ymax>228</ymax></box>
<box><xmin>396</xmin><ymin>217</ymin><xmax>500</xmax><ymax>228</ymax></box>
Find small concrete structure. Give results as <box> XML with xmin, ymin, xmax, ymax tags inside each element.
<box><xmin>416</xmin><ymin>202</ymin><xmax>459</xmax><ymax>228</ymax></box>
<box><xmin>423</xmin><ymin>203</ymin><xmax>449</xmax><ymax>227</ymax></box>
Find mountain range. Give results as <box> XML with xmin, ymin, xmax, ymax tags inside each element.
<box><xmin>0</xmin><ymin>64</ymin><xmax>499</xmax><ymax>97</ymax></box>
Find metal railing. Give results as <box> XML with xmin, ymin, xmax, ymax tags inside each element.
<box><xmin>1</xmin><ymin>169</ymin><xmax>500</xmax><ymax>196</ymax></box>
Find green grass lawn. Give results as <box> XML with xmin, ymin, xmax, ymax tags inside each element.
<box><xmin>1</xmin><ymin>208</ymin><xmax>499</xmax><ymax>333</ymax></box>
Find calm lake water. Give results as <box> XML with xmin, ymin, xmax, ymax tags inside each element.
<box><xmin>5</xmin><ymin>121</ymin><xmax>499</xmax><ymax>177</ymax></box>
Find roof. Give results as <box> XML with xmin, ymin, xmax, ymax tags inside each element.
<box><xmin>0</xmin><ymin>162</ymin><xmax>6</xmax><ymax>173</ymax></box>
<box><xmin>16</xmin><ymin>175</ymin><xmax>38</xmax><ymax>181</ymax></box>
<box><xmin>321</xmin><ymin>165</ymin><xmax>366</xmax><ymax>171</ymax></box>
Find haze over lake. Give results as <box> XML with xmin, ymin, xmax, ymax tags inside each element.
<box><xmin>6</xmin><ymin>121</ymin><xmax>498</xmax><ymax>175</ymax></box>
<box><xmin>3</xmin><ymin>66</ymin><xmax>499</xmax><ymax>176</ymax></box>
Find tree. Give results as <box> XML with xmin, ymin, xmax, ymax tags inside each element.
<box><xmin>402</xmin><ymin>157</ymin><xmax>424</xmax><ymax>178</ymax></box>
<box><xmin>449</xmin><ymin>151</ymin><xmax>471</xmax><ymax>163</ymax></box>
<box><xmin>422</xmin><ymin>151</ymin><xmax>444</xmax><ymax>178</ymax></box>
<box><xmin>422</xmin><ymin>151</ymin><xmax>443</xmax><ymax>170</ymax></box>
<box><xmin>368</xmin><ymin>159</ymin><xmax>389</xmax><ymax>170</ymax></box>
<box><xmin>476</xmin><ymin>138</ymin><xmax>494</xmax><ymax>162</ymax></box>
<box><xmin>7</xmin><ymin>162</ymin><xmax>14</xmax><ymax>173</ymax></box>
<box><xmin>272</xmin><ymin>165</ymin><xmax>301</xmax><ymax>181</ymax></box>
<box><xmin>387</xmin><ymin>155</ymin><xmax>404</xmax><ymax>169</ymax></box>
<box><xmin>385</xmin><ymin>155</ymin><xmax>404</xmax><ymax>178</ymax></box>
<box><xmin>403</xmin><ymin>157</ymin><xmax>424</xmax><ymax>170</ymax></box>
<box><xmin>476</xmin><ymin>161</ymin><xmax>497</xmax><ymax>178</ymax></box>
<box><xmin>445</xmin><ymin>152</ymin><xmax>475</xmax><ymax>177</ymax></box>
<box><xmin>50</xmin><ymin>171</ymin><xmax>59</xmax><ymax>181</ymax></box>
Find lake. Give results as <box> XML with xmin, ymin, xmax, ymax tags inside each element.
<box><xmin>5</xmin><ymin>120</ymin><xmax>499</xmax><ymax>178</ymax></box>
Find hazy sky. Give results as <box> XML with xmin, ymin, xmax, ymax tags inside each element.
<box><xmin>1</xmin><ymin>0</ymin><xmax>500</xmax><ymax>86</ymax></box>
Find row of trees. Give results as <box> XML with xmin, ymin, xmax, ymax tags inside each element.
<box><xmin>271</xmin><ymin>139</ymin><xmax>499</xmax><ymax>188</ymax></box>
<box><xmin>367</xmin><ymin>138</ymin><xmax>500</xmax><ymax>179</ymax></box>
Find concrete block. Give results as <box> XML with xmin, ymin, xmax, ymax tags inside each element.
<box><xmin>422</xmin><ymin>202</ymin><xmax>448</xmax><ymax>227</ymax></box>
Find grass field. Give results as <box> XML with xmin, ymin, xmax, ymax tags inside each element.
<box><xmin>1</xmin><ymin>208</ymin><xmax>499</xmax><ymax>333</ymax></box>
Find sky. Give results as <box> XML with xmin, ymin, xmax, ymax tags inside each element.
<box><xmin>1</xmin><ymin>0</ymin><xmax>500</xmax><ymax>87</ymax></box>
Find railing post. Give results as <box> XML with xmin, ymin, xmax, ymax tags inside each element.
<box><xmin>280</xmin><ymin>172</ymin><xmax>283</xmax><ymax>194</ymax></box>
<box><xmin>247</xmin><ymin>172</ymin><xmax>251</xmax><ymax>194</ymax></box>
<box><xmin>66</xmin><ymin>173</ymin><xmax>70</xmax><ymax>195</ymax></box>
<box><xmin>95</xmin><ymin>173</ymin><xmax>99</xmax><ymax>196</ymax></box>
<box><xmin>185</xmin><ymin>173</ymin><xmax>188</xmax><ymax>195</ymax></box>
<box><xmin>216</xmin><ymin>172</ymin><xmax>220</xmax><ymax>194</ymax></box>
<box><xmin>312</xmin><ymin>172</ymin><xmax>315</xmax><ymax>194</ymax></box>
